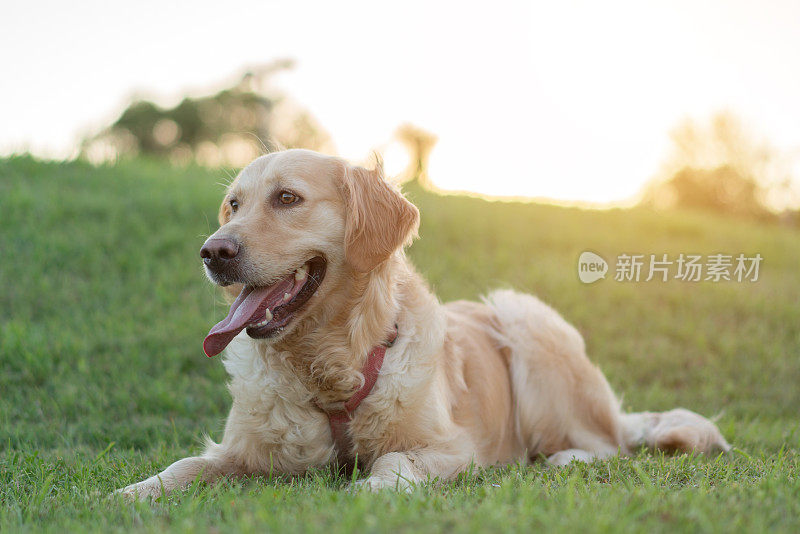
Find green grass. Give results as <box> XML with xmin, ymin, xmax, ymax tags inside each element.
<box><xmin>1</xmin><ymin>155</ymin><xmax>798</xmax><ymax>532</ymax></box>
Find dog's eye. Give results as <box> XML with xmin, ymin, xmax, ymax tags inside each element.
<box><xmin>229</xmin><ymin>199</ymin><xmax>239</xmax><ymax>213</ymax></box>
<box><xmin>278</xmin><ymin>191</ymin><xmax>300</xmax><ymax>205</ymax></box>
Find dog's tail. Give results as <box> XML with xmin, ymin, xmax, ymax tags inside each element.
<box><xmin>618</xmin><ymin>409</ymin><xmax>731</xmax><ymax>454</ymax></box>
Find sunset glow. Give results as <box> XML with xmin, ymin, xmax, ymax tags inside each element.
<box><xmin>2</xmin><ymin>0</ymin><xmax>799</xmax><ymax>205</ymax></box>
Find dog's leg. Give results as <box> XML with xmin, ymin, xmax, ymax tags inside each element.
<box><xmin>357</xmin><ymin>448</ymin><xmax>472</xmax><ymax>491</ymax></box>
<box><xmin>115</xmin><ymin>455</ymin><xmax>234</xmax><ymax>501</ymax></box>
<box><xmin>620</xmin><ymin>408</ymin><xmax>730</xmax><ymax>454</ymax></box>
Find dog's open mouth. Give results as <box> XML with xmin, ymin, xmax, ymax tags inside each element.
<box><xmin>203</xmin><ymin>256</ymin><xmax>327</xmax><ymax>357</ymax></box>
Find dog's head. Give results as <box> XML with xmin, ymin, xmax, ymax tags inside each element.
<box><xmin>200</xmin><ymin>149</ymin><xmax>419</xmax><ymax>356</ymax></box>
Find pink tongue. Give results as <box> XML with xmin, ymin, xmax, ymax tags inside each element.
<box><xmin>203</xmin><ymin>276</ymin><xmax>294</xmax><ymax>357</ymax></box>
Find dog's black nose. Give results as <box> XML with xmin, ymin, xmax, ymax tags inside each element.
<box><xmin>200</xmin><ymin>238</ymin><xmax>240</xmax><ymax>269</ymax></box>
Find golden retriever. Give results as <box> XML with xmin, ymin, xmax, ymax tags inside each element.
<box><xmin>118</xmin><ymin>149</ymin><xmax>729</xmax><ymax>499</ymax></box>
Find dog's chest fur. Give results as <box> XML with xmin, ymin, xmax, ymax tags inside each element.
<box><xmin>218</xmin><ymin>317</ymin><xmax>443</xmax><ymax>474</ymax></box>
<box><xmin>219</xmin><ymin>334</ymin><xmax>333</xmax><ymax>473</ymax></box>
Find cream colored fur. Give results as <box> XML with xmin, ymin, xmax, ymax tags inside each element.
<box><xmin>118</xmin><ymin>149</ymin><xmax>730</xmax><ymax>500</ymax></box>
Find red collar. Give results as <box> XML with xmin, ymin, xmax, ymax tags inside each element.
<box><xmin>319</xmin><ymin>324</ymin><xmax>398</xmax><ymax>470</ymax></box>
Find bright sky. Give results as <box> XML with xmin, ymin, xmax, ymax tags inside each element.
<box><xmin>3</xmin><ymin>0</ymin><xmax>800</xmax><ymax>204</ymax></box>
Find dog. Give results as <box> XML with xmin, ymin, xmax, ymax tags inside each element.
<box><xmin>118</xmin><ymin>149</ymin><xmax>730</xmax><ymax>499</ymax></box>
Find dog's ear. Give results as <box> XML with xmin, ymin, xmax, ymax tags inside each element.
<box><xmin>340</xmin><ymin>160</ymin><xmax>420</xmax><ymax>272</ymax></box>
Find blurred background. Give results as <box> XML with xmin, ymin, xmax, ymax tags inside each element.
<box><xmin>2</xmin><ymin>0</ymin><xmax>800</xmax><ymax>220</ymax></box>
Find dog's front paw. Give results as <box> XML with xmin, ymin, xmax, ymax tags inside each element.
<box><xmin>113</xmin><ymin>477</ymin><xmax>164</xmax><ymax>502</ymax></box>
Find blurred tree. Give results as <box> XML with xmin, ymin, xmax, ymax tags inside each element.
<box><xmin>664</xmin><ymin>165</ymin><xmax>764</xmax><ymax>218</ymax></box>
<box><xmin>643</xmin><ymin>111</ymin><xmax>796</xmax><ymax>220</ymax></box>
<box><xmin>81</xmin><ymin>60</ymin><xmax>333</xmax><ymax>167</ymax></box>
<box><xmin>395</xmin><ymin>124</ymin><xmax>437</xmax><ymax>188</ymax></box>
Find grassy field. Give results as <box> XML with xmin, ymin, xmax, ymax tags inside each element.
<box><xmin>1</xmin><ymin>155</ymin><xmax>799</xmax><ymax>532</ymax></box>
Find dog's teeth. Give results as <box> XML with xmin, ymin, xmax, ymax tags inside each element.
<box><xmin>295</xmin><ymin>266</ymin><xmax>308</xmax><ymax>281</ymax></box>
<box><xmin>250</xmin><ymin>309</ymin><xmax>273</xmax><ymax>328</ymax></box>
<box><xmin>283</xmin><ymin>292</ymin><xmax>291</xmax><ymax>301</ymax></box>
